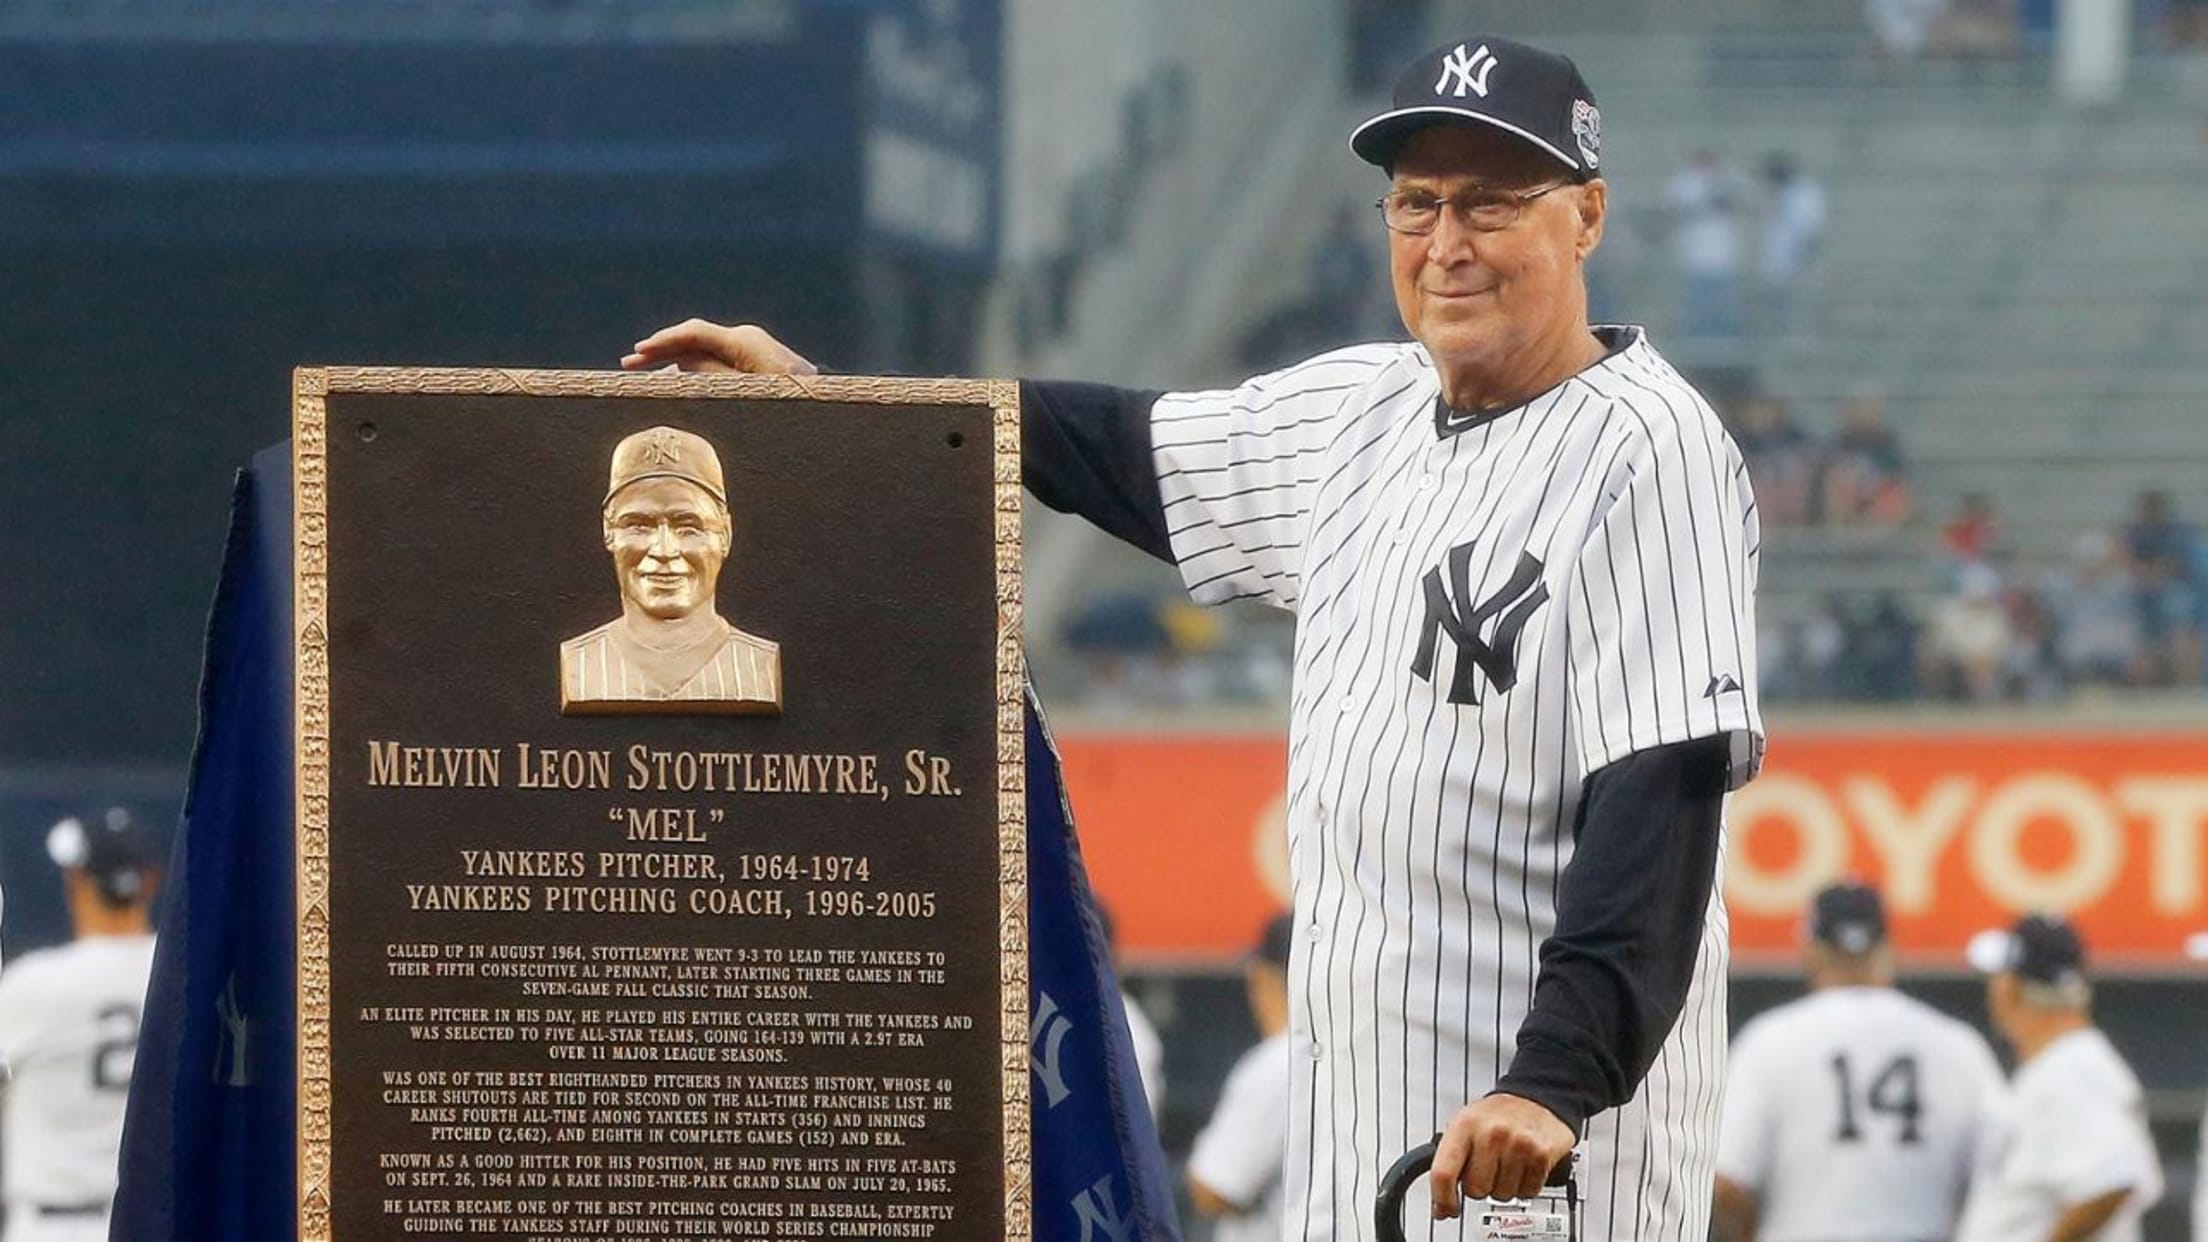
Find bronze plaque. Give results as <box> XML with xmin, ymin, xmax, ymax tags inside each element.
<box><xmin>292</xmin><ymin>369</ymin><xmax>1027</xmax><ymax>1242</ymax></box>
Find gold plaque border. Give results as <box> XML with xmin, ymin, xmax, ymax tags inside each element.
<box><xmin>291</xmin><ymin>366</ymin><xmax>1029</xmax><ymax>1242</ymax></box>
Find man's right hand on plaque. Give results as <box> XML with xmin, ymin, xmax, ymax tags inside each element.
<box><xmin>622</xmin><ymin>319</ymin><xmax>818</xmax><ymax>377</ymax></box>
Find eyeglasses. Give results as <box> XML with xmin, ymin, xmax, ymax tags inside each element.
<box><xmin>1375</xmin><ymin>179</ymin><xmax>1572</xmax><ymax>235</ymax></box>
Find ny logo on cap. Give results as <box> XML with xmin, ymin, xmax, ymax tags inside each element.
<box><xmin>1436</xmin><ymin>42</ymin><xmax>1499</xmax><ymax>99</ymax></box>
<box><xmin>639</xmin><ymin>427</ymin><xmax>687</xmax><ymax>467</ymax></box>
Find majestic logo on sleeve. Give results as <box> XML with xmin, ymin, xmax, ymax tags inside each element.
<box><xmin>1435</xmin><ymin>43</ymin><xmax>1499</xmax><ymax>98</ymax></box>
<box><xmin>1412</xmin><ymin>545</ymin><xmax>1549</xmax><ymax>704</ymax></box>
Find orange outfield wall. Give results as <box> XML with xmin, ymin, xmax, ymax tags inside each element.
<box><xmin>1056</xmin><ymin>729</ymin><xmax>2208</xmax><ymax>969</ymax></box>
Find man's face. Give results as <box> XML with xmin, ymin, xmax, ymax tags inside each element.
<box><xmin>1387</xmin><ymin>124</ymin><xmax>1604</xmax><ymax>382</ymax></box>
<box><xmin>604</xmin><ymin>477</ymin><xmax>731</xmax><ymax>620</ymax></box>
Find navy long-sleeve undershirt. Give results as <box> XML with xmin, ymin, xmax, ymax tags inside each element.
<box><xmin>1018</xmin><ymin>377</ymin><xmax>1728</xmax><ymax>1133</ymax></box>
<box><xmin>1019</xmin><ymin>379</ymin><xmax>1174</xmax><ymax>563</ymax></box>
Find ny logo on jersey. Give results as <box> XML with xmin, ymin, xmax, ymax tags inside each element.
<box><xmin>1412</xmin><ymin>545</ymin><xmax>1549</xmax><ymax>704</ymax></box>
<box><xmin>1435</xmin><ymin>43</ymin><xmax>1499</xmax><ymax>98</ymax></box>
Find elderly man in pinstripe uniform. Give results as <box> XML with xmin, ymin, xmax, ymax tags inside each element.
<box><xmin>624</xmin><ymin>33</ymin><xmax>1763</xmax><ymax>1241</ymax></box>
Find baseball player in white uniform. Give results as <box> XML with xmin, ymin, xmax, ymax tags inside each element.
<box><xmin>1955</xmin><ymin>915</ymin><xmax>2162</xmax><ymax>1242</ymax></box>
<box><xmin>627</xmin><ymin>33</ymin><xmax>1763</xmax><ymax>1241</ymax></box>
<box><xmin>0</xmin><ymin>809</ymin><xmax>161</xmax><ymax>1242</ymax></box>
<box><xmin>1187</xmin><ymin>914</ymin><xmax>1296</xmax><ymax>1242</ymax></box>
<box><xmin>1713</xmin><ymin>882</ymin><xmax>2004</xmax><ymax>1242</ymax></box>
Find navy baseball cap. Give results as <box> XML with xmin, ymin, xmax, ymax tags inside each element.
<box><xmin>47</xmin><ymin>806</ymin><xmax>158</xmax><ymax>901</ymax></box>
<box><xmin>1351</xmin><ymin>36</ymin><xmax>1603</xmax><ymax>179</ymax></box>
<box><xmin>1967</xmin><ymin>913</ymin><xmax>2088</xmax><ymax>989</ymax></box>
<box><xmin>1807</xmin><ymin>881</ymin><xmax>1887</xmax><ymax>955</ymax></box>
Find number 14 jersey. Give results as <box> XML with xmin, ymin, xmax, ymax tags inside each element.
<box><xmin>1717</xmin><ymin>985</ymin><xmax>2004</xmax><ymax>1242</ymax></box>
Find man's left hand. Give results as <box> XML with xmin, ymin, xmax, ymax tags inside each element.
<box><xmin>1428</xmin><ymin>1093</ymin><xmax>1575</xmax><ymax>1218</ymax></box>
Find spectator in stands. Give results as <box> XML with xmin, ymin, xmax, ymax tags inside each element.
<box><xmin>1941</xmin><ymin>492</ymin><xmax>2001</xmax><ymax>569</ymax></box>
<box><xmin>1798</xmin><ymin>597</ymin><xmax>1849</xmax><ymax>699</ymax></box>
<box><xmin>1733</xmin><ymin>394</ymin><xmax>1817</xmax><ymax>526</ymax></box>
<box><xmin>2166</xmin><ymin>0</ymin><xmax>2208</xmax><ymax>50</ymax></box>
<box><xmin>1940</xmin><ymin>0</ymin><xmax>2022</xmax><ymax>59</ymax></box>
<box><xmin>2002</xmin><ymin>579</ymin><xmax>2062</xmax><ymax>701</ymax></box>
<box><xmin>1818</xmin><ymin>393</ymin><xmax>1911</xmax><ymax>527</ymax></box>
<box><xmin>1868</xmin><ymin>0</ymin><xmax>2019</xmax><ymax>60</ymax></box>
<box><xmin>2041</xmin><ymin>532</ymin><xmax>2141</xmax><ymax>689</ymax></box>
<box><xmin>1763</xmin><ymin>597</ymin><xmax>1850</xmax><ymax>702</ymax></box>
<box><xmin>1757</xmin><ymin>612</ymin><xmax>1801</xmax><ymax>702</ymax></box>
<box><xmin>1838</xmin><ymin>592</ymin><xmax>1920</xmax><ymax>701</ymax></box>
<box><xmin>1921</xmin><ymin>561</ymin><xmax>2015</xmax><ymax>701</ymax></box>
<box><xmin>1866</xmin><ymin>0</ymin><xmax>1953</xmax><ymax>59</ymax></box>
<box><xmin>2122</xmin><ymin>489</ymin><xmax>2204</xmax><ymax>687</ymax></box>
<box><xmin>1665</xmin><ymin>150</ymin><xmax>1747</xmax><ymax>342</ymax></box>
<box><xmin>1756</xmin><ymin>153</ymin><xmax>1828</xmax><ymax>338</ymax></box>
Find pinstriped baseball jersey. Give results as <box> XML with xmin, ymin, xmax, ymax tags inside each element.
<box><xmin>560</xmin><ymin>620</ymin><xmax>781</xmax><ymax>713</ymax></box>
<box><xmin>0</xmin><ymin>934</ymin><xmax>158</xmax><ymax>1219</ymax></box>
<box><xmin>1151</xmin><ymin>326</ymin><xmax>1763</xmax><ymax>1242</ymax></box>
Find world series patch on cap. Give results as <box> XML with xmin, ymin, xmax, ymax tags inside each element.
<box><xmin>1351</xmin><ymin>35</ymin><xmax>1602</xmax><ymax>178</ymax></box>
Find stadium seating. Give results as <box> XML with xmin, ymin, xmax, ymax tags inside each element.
<box><xmin>1536</xmin><ymin>26</ymin><xmax>2208</xmax><ymax>610</ymax></box>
